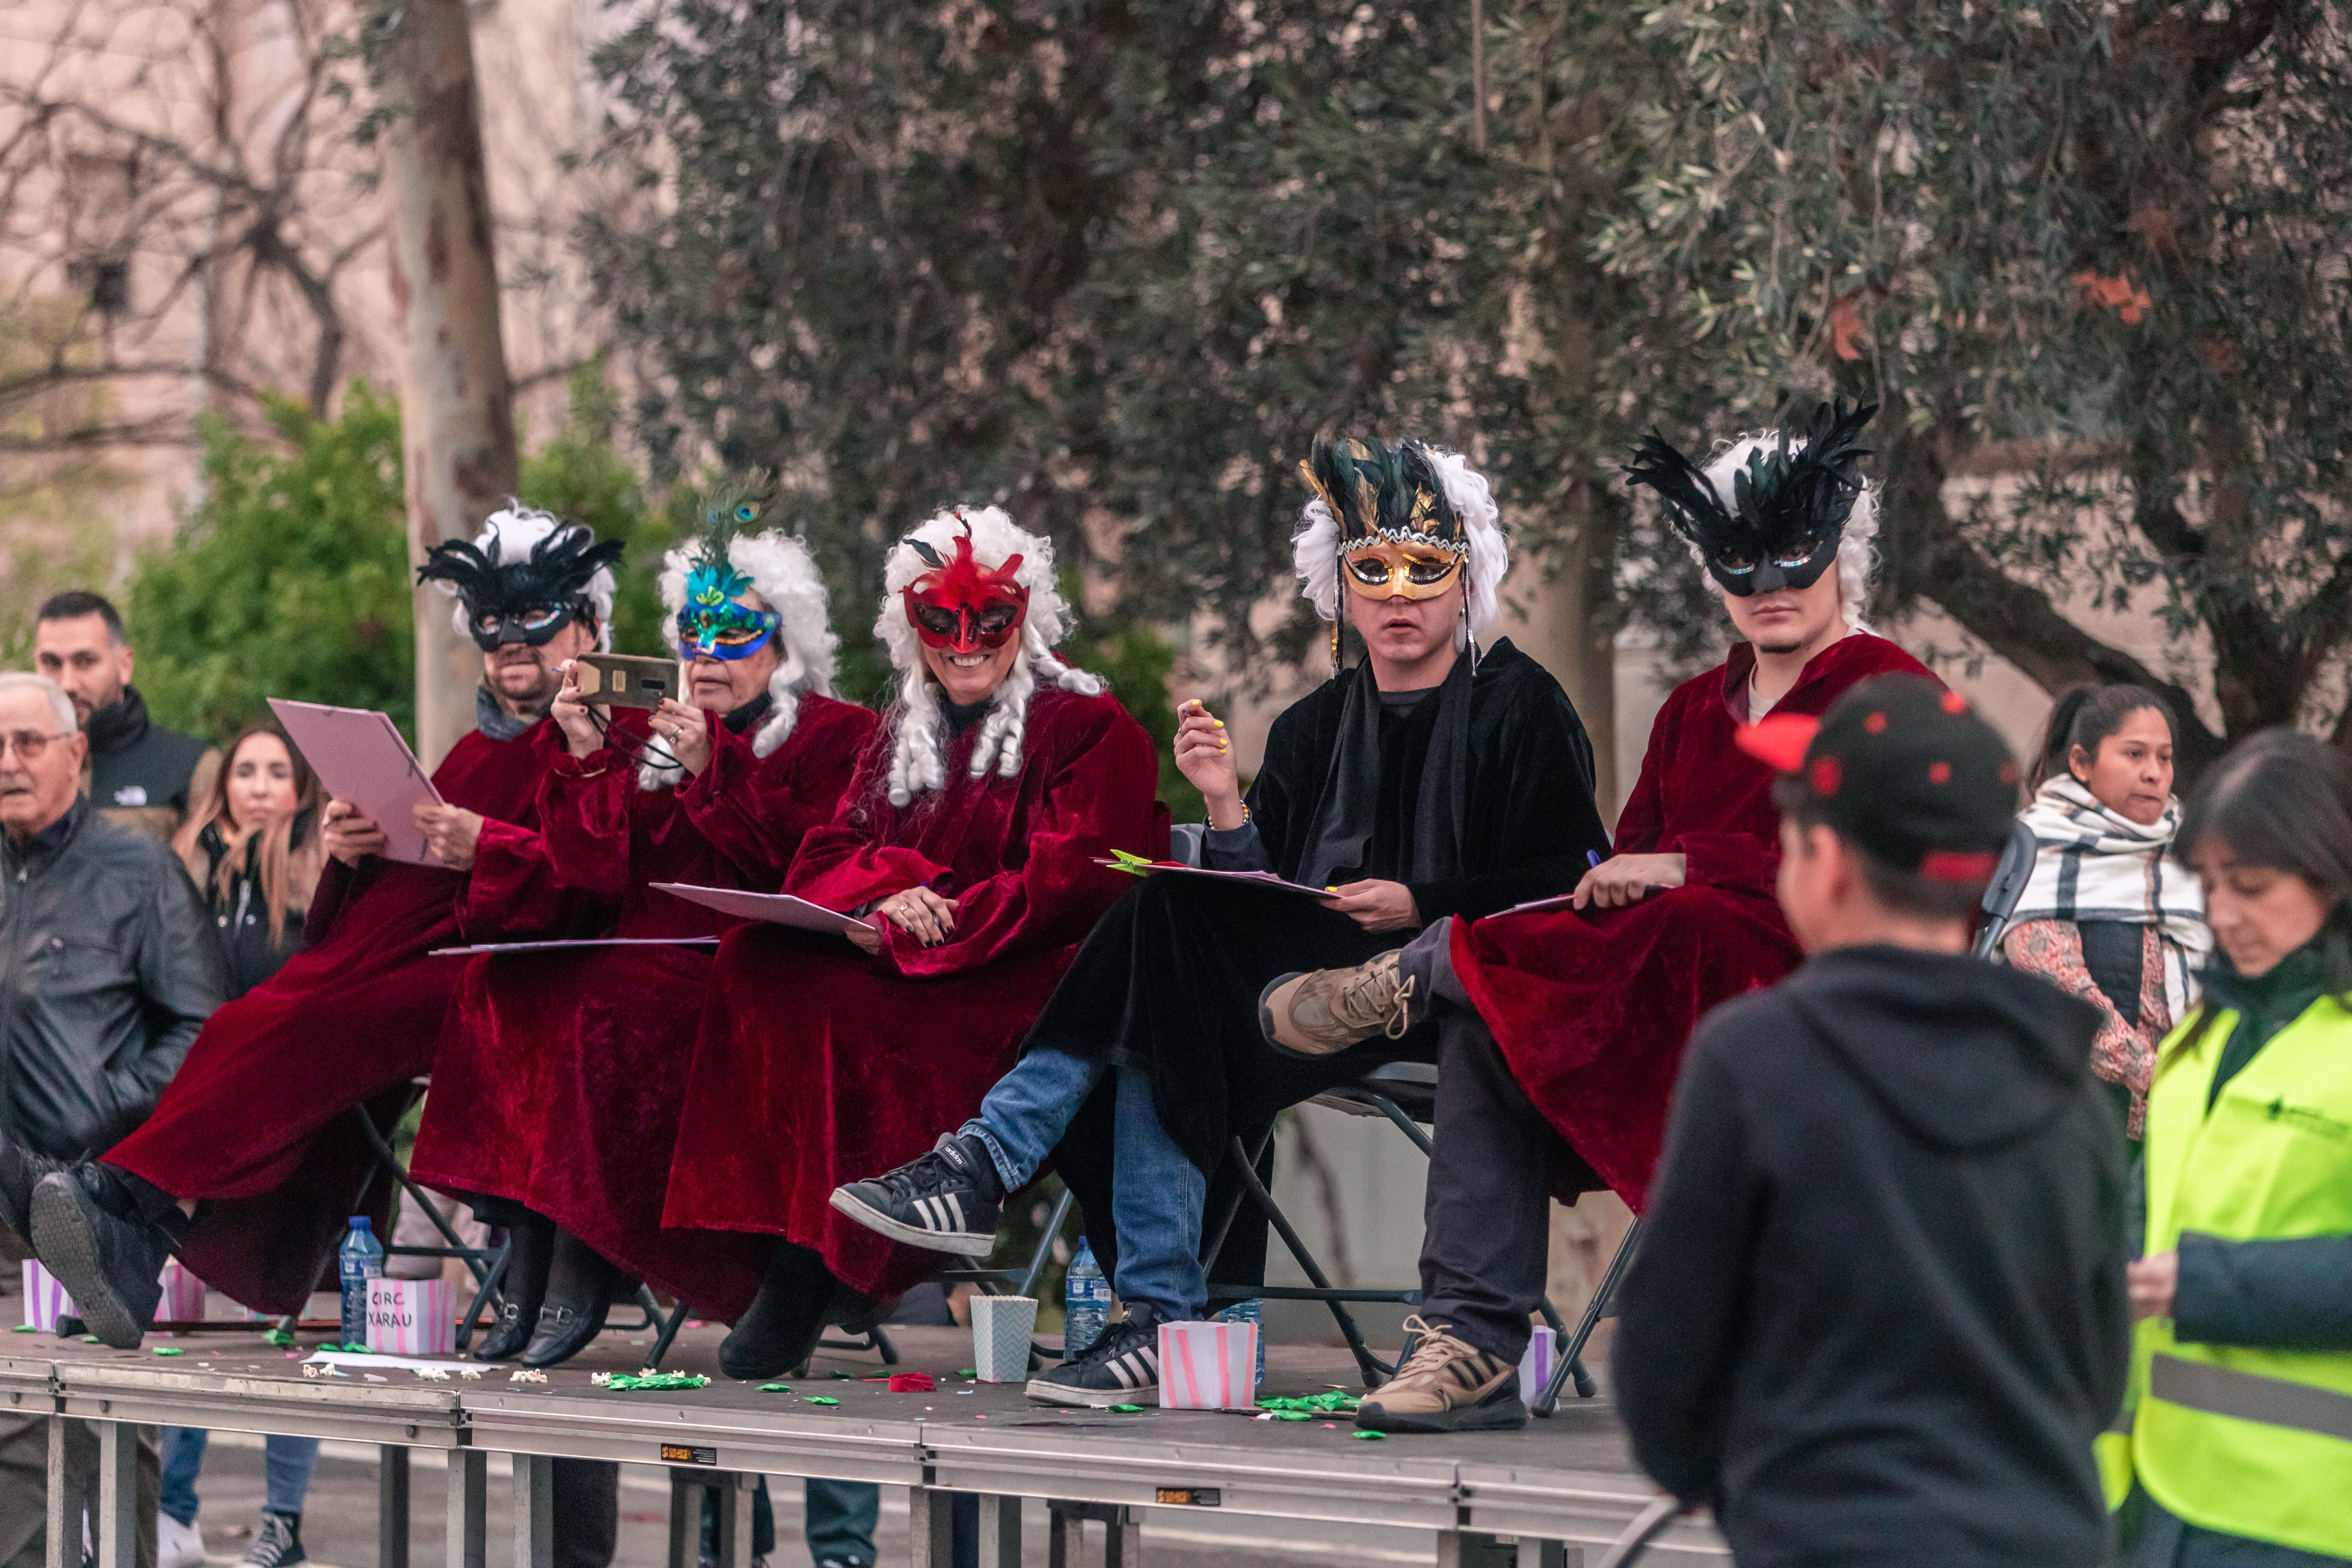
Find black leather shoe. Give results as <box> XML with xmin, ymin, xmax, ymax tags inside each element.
<box><xmin>717</xmin><ymin>1244</ymin><xmax>834</xmax><ymax>1382</ymax></box>
<box><xmin>29</xmin><ymin>1171</ymin><xmax>169</xmax><ymax>1349</ymax></box>
<box><xmin>473</xmin><ymin>1213</ymin><xmax>556</xmax><ymax>1362</ymax></box>
<box><xmin>0</xmin><ymin>1138</ymin><xmax>69</xmax><ymax>1251</ymax></box>
<box><xmin>473</xmin><ymin>1298</ymin><xmax>537</xmax><ymax>1362</ymax></box>
<box><xmin>517</xmin><ymin>1293</ymin><xmax>613</xmax><ymax>1368</ymax></box>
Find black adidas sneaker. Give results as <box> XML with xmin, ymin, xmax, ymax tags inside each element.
<box><xmin>1027</xmin><ymin>1305</ymin><xmax>1161</xmax><ymax>1407</ymax></box>
<box><xmin>829</xmin><ymin>1134</ymin><xmax>1003</xmax><ymax>1257</ymax></box>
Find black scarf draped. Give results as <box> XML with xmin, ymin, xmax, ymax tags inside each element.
<box><xmin>1295</xmin><ymin>650</ymin><xmax>1474</xmax><ymax>891</ymax></box>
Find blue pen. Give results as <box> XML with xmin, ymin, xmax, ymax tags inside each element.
<box><xmin>1587</xmin><ymin>850</ymin><xmax>1604</xmax><ymax>869</ymax></box>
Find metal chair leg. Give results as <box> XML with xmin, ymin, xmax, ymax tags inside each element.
<box><xmin>1536</xmin><ymin>1217</ymin><xmax>1640</xmax><ymax>1416</ymax></box>
<box><xmin>642</xmin><ymin>1297</ymin><xmax>692</xmax><ymax>1371</ymax></box>
<box><xmin>1226</xmin><ymin>1134</ymin><xmax>1393</xmax><ymax>1386</ymax></box>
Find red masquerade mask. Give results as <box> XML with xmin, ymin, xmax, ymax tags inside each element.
<box><xmin>900</xmin><ymin>527</ymin><xmax>1030</xmax><ymax>654</ymax></box>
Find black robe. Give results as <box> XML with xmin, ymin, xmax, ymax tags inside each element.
<box><xmin>1029</xmin><ymin>638</ymin><xmax>1611</xmax><ymax>1285</ymax></box>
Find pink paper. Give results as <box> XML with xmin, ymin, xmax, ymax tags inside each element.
<box><xmin>651</xmin><ymin>883</ymin><xmax>873</xmax><ymax>936</ymax></box>
<box><xmin>21</xmin><ymin>1261</ymin><xmax>72</xmax><ymax>1332</ymax></box>
<box><xmin>365</xmin><ymin>1278</ymin><xmax>455</xmax><ymax>1355</ymax></box>
<box><xmin>1157</xmin><ymin>1320</ymin><xmax>1257</xmax><ymax>1410</ymax></box>
<box><xmin>267</xmin><ymin>700</ymin><xmax>446</xmax><ymax>866</ymax></box>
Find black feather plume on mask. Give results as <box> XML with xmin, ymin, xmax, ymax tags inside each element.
<box><xmin>416</xmin><ymin>518</ymin><xmax>624</xmax><ymax>619</ymax></box>
<box><xmin>1301</xmin><ymin>436</ymin><xmax>1464</xmax><ymax>548</ymax></box>
<box><xmin>1626</xmin><ymin>398</ymin><xmax>1877</xmax><ymax>561</ymax></box>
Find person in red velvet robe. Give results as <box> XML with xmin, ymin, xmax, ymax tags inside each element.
<box><xmin>660</xmin><ymin>505</ymin><xmax>1165</xmax><ymax>1380</ymax></box>
<box><xmin>1270</xmin><ymin>404</ymin><xmax>1943</xmax><ymax>1434</ymax></box>
<box><xmin>410</xmin><ymin>513</ymin><xmax>875</xmax><ymax>1367</ymax></box>
<box><xmin>15</xmin><ymin>509</ymin><xmax>623</xmax><ymax>1345</ymax></box>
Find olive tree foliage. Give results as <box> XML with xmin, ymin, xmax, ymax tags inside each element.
<box><xmin>1595</xmin><ymin>0</ymin><xmax>2352</xmax><ymax>772</ymax></box>
<box><xmin>578</xmin><ymin>0</ymin><xmax>1646</xmax><ymax>673</ymax></box>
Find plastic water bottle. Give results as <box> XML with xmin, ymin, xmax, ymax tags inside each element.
<box><xmin>338</xmin><ymin>1216</ymin><xmax>384</xmax><ymax>1348</ymax></box>
<box><xmin>1216</xmin><ymin>1298</ymin><xmax>1266</xmax><ymax>1386</ymax></box>
<box><xmin>1063</xmin><ymin>1237</ymin><xmax>1111</xmax><ymax>1358</ymax></box>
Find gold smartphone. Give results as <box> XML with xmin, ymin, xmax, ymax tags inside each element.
<box><xmin>575</xmin><ymin>653</ymin><xmax>682</xmax><ymax>709</ymax></box>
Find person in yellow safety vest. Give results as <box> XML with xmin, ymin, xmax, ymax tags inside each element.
<box><xmin>2117</xmin><ymin>728</ymin><xmax>2352</xmax><ymax>1567</ymax></box>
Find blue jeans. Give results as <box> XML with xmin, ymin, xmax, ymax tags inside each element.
<box><xmin>159</xmin><ymin>1430</ymin><xmax>322</xmax><ymax>1525</ymax></box>
<box><xmin>961</xmin><ymin>1049</ymin><xmax>1206</xmax><ymax>1323</ymax></box>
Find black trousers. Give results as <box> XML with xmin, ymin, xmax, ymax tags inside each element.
<box><xmin>1404</xmin><ymin>919</ymin><xmax>1600</xmax><ymax>1363</ymax></box>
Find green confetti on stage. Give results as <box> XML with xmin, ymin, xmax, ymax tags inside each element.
<box><xmin>1272</xmin><ymin>1411</ymin><xmax>1310</xmax><ymax>1422</ymax></box>
<box><xmin>79</xmin><ymin>1336</ymin><xmax>100</xmax><ymax>1345</ymax></box>
<box><xmin>1255</xmin><ymin>1391</ymin><xmax>1360</xmax><ymax>1414</ymax></box>
<box><xmin>9</xmin><ymin>1326</ymin><xmax>34</xmax><ymax>1334</ymax></box>
<box><xmin>758</xmin><ymin>1384</ymin><xmax>792</xmax><ymax>1392</ymax></box>
<box><xmin>959</xmin><ymin>1368</ymin><xmax>978</xmax><ymax>1378</ymax></box>
<box><xmin>263</xmin><ymin>1330</ymin><xmax>294</xmax><ymax>1347</ymax></box>
<box><xmin>1352</xmin><ymin>1430</ymin><xmax>1385</xmax><ymax>1441</ymax></box>
<box><xmin>602</xmin><ymin>1373</ymin><xmax>710</xmax><ymax>1392</ymax></box>
<box><xmin>803</xmin><ymin>1396</ymin><xmax>840</xmax><ymax>1406</ymax></box>
<box><xmin>1110</xmin><ymin>1404</ymin><xmax>1144</xmax><ymax>1413</ymax></box>
<box><xmin>827</xmin><ymin>1370</ymin><xmax>857</xmax><ymax>1380</ymax></box>
<box><xmin>154</xmin><ymin>1347</ymin><xmax>184</xmax><ymax>1357</ymax></box>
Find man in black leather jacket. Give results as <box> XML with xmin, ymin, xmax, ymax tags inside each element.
<box><xmin>0</xmin><ymin>670</ymin><xmax>219</xmax><ymax>1568</ymax></box>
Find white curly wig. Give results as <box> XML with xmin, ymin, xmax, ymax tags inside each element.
<box><xmin>874</xmin><ymin>505</ymin><xmax>1103</xmax><ymax>808</ymax></box>
<box><xmin>431</xmin><ymin>504</ymin><xmax>618</xmax><ymax>652</ymax></box>
<box><xmin>637</xmin><ymin>530</ymin><xmax>841</xmax><ymax>790</ymax></box>
<box><xmin>1289</xmin><ymin>444</ymin><xmax>1509</xmax><ymax>649</ymax></box>
<box><xmin>1696</xmin><ymin>434</ymin><xmax>1879</xmax><ymax>628</ymax></box>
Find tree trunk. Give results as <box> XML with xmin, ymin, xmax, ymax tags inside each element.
<box><xmin>379</xmin><ymin>0</ymin><xmax>516</xmax><ymax>768</ymax></box>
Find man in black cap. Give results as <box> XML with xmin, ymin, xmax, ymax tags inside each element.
<box><xmin>1611</xmin><ymin>674</ymin><xmax>2132</xmax><ymax>1568</ymax></box>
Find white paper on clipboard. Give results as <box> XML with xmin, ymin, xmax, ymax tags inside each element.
<box><xmin>267</xmin><ymin>699</ymin><xmax>446</xmax><ymax>867</ymax></box>
<box><xmin>428</xmin><ymin>937</ymin><xmax>724</xmax><ymax>957</ymax></box>
<box><xmin>651</xmin><ymin>883</ymin><xmax>875</xmax><ymax>937</ymax></box>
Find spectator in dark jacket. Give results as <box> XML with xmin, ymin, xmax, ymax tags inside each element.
<box><xmin>1612</xmin><ymin>676</ymin><xmax>2131</xmax><ymax>1568</ymax></box>
<box><xmin>0</xmin><ymin>670</ymin><xmax>221</xmax><ymax>1568</ymax></box>
<box><xmin>34</xmin><ymin>592</ymin><xmax>217</xmax><ymax>842</ymax></box>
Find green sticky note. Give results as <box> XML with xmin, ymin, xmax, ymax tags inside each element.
<box><xmin>1110</xmin><ymin>1403</ymin><xmax>1144</xmax><ymax>1413</ymax></box>
<box><xmin>758</xmin><ymin>1384</ymin><xmax>792</xmax><ymax>1393</ymax></box>
<box><xmin>1352</xmin><ymin>1430</ymin><xmax>1385</xmax><ymax>1441</ymax></box>
<box><xmin>804</xmin><ymin>1396</ymin><xmax>840</xmax><ymax>1406</ymax></box>
<box><xmin>154</xmin><ymin>1347</ymin><xmax>184</xmax><ymax>1357</ymax></box>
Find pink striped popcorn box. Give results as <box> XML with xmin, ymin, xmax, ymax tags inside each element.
<box><xmin>1518</xmin><ymin>1331</ymin><xmax>1557</xmax><ymax>1401</ymax></box>
<box><xmin>156</xmin><ymin>1260</ymin><xmax>206</xmax><ymax>1324</ymax></box>
<box><xmin>21</xmin><ymin>1261</ymin><xmax>72</xmax><ymax>1332</ymax></box>
<box><xmin>1157</xmin><ymin>1319</ymin><xmax>1258</xmax><ymax>1410</ymax></box>
<box><xmin>365</xmin><ymin>1278</ymin><xmax>455</xmax><ymax>1356</ymax></box>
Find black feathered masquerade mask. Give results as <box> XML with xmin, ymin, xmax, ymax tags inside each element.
<box><xmin>417</xmin><ymin>522</ymin><xmax>625</xmax><ymax>649</ymax></box>
<box><xmin>1626</xmin><ymin>399</ymin><xmax>1876</xmax><ymax>598</ymax></box>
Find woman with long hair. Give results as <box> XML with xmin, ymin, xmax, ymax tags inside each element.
<box><xmin>158</xmin><ymin>722</ymin><xmax>327</xmax><ymax>1568</ymax></box>
<box><xmin>2119</xmin><ymin>730</ymin><xmax>2352</xmax><ymax>1564</ymax></box>
<box><xmin>2003</xmin><ymin>686</ymin><xmax>2210</xmax><ymax>1138</ymax></box>
<box><xmin>170</xmin><ymin>724</ymin><xmax>326</xmax><ymax>996</ymax></box>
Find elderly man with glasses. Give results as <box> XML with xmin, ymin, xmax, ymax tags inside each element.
<box><xmin>0</xmin><ymin>670</ymin><xmax>221</xmax><ymax>1568</ymax></box>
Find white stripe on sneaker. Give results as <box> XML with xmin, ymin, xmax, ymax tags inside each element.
<box><xmin>945</xmin><ymin>1192</ymin><xmax>965</xmax><ymax>1232</ymax></box>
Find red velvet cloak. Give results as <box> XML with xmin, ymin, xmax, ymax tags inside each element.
<box><xmin>102</xmin><ymin>719</ymin><xmax>567</xmax><ymax>1313</ymax></box>
<box><xmin>407</xmin><ymin>696</ymin><xmax>877</xmax><ymax>1314</ymax></box>
<box><xmin>661</xmin><ymin>687</ymin><xmax>1167</xmax><ymax>1313</ymax></box>
<box><xmin>1453</xmin><ymin>633</ymin><xmax>1935</xmax><ymax>1211</ymax></box>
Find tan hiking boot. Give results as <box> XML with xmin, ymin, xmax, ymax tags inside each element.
<box><xmin>1258</xmin><ymin>951</ymin><xmax>1416</xmax><ymax>1059</ymax></box>
<box><xmin>1355</xmin><ymin>1317</ymin><xmax>1526</xmax><ymax>1433</ymax></box>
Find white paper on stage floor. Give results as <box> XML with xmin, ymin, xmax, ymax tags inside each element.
<box><xmin>651</xmin><ymin>882</ymin><xmax>876</xmax><ymax>936</ymax></box>
<box><xmin>302</xmin><ymin>1350</ymin><xmax>474</xmax><ymax>1374</ymax></box>
<box><xmin>1092</xmin><ymin>857</ymin><xmax>1342</xmax><ymax>902</ymax></box>
<box><xmin>268</xmin><ymin>699</ymin><xmax>445</xmax><ymax>866</ymax></box>
<box><xmin>427</xmin><ymin>936</ymin><xmax>723</xmax><ymax>957</ymax></box>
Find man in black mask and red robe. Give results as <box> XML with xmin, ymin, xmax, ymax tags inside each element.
<box><xmin>830</xmin><ymin>437</ymin><xmax>1611</xmax><ymax>1407</ymax></box>
<box><xmin>1262</xmin><ymin>402</ymin><xmax>1939</xmax><ymax>1434</ymax></box>
<box><xmin>8</xmin><ymin>510</ymin><xmax>620</xmax><ymax>1347</ymax></box>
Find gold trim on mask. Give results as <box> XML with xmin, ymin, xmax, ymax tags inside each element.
<box><xmin>1341</xmin><ymin>539</ymin><xmax>1466</xmax><ymax>601</ymax></box>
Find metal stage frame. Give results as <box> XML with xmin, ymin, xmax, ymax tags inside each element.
<box><xmin>4</xmin><ymin>1341</ymin><xmax>1727</xmax><ymax>1568</ymax></box>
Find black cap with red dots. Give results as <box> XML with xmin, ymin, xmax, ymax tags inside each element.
<box><xmin>1735</xmin><ymin>674</ymin><xmax>2021</xmax><ymax>882</ymax></box>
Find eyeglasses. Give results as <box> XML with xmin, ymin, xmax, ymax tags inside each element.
<box><xmin>0</xmin><ymin>731</ymin><xmax>68</xmax><ymax>761</ymax></box>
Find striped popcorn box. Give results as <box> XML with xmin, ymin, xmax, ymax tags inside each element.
<box><xmin>1157</xmin><ymin>1318</ymin><xmax>1257</xmax><ymax>1410</ymax></box>
<box><xmin>970</xmin><ymin>1294</ymin><xmax>1036</xmax><ymax>1383</ymax></box>
<box><xmin>21</xmin><ymin>1261</ymin><xmax>72</xmax><ymax>1332</ymax></box>
<box><xmin>365</xmin><ymin>1278</ymin><xmax>455</xmax><ymax>1356</ymax></box>
<box><xmin>1517</xmin><ymin>1330</ymin><xmax>1557</xmax><ymax>1401</ymax></box>
<box><xmin>156</xmin><ymin>1260</ymin><xmax>207</xmax><ymax>1324</ymax></box>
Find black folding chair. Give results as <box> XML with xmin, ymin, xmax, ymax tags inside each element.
<box><xmin>1970</xmin><ymin>819</ymin><xmax>2041</xmax><ymax>960</ymax></box>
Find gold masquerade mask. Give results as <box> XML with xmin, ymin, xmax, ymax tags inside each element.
<box><xmin>1340</xmin><ymin>539</ymin><xmax>1466</xmax><ymax>601</ymax></box>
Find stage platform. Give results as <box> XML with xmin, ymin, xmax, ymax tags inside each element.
<box><xmin>10</xmin><ymin>1320</ymin><xmax>1726</xmax><ymax>1567</ymax></box>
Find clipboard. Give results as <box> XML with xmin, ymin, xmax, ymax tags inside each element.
<box><xmin>651</xmin><ymin>883</ymin><xmax>876</xmax><ymax>937</ymax></box>
<box><xmin>1093</xmin><ymin>853</ymin><xmax>1342</xmax><ymax>903</ymax></box>
<box><xmin>429</xmin><ymin>937</ymin><xmax>723</xmax><ymax>956</ymax></box>
<box><xmin>268</xmin><ymin>699</ymin><xmax>447</xmax><ymax>867</ymax></box>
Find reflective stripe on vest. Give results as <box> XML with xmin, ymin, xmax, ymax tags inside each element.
<box><xmin>2132</xmin><ymin>997</ymin><xmax>2352</xmax><ymax>1560</ymax></box>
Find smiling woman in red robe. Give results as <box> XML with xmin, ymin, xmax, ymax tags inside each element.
<box><xmin>660</xmin><ymin>505</ymin><xmax>1165</xmax><ymax>1380</ymax></box>
<box><xmin>13</xmin><ymin>511</ymin><xmax>619</xmax><ymax>1342</ymax></box>
<box><xmin>409</xmin><ymin>501</ymin><xmax>875</xmax><ymax>1366</ymax></box>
